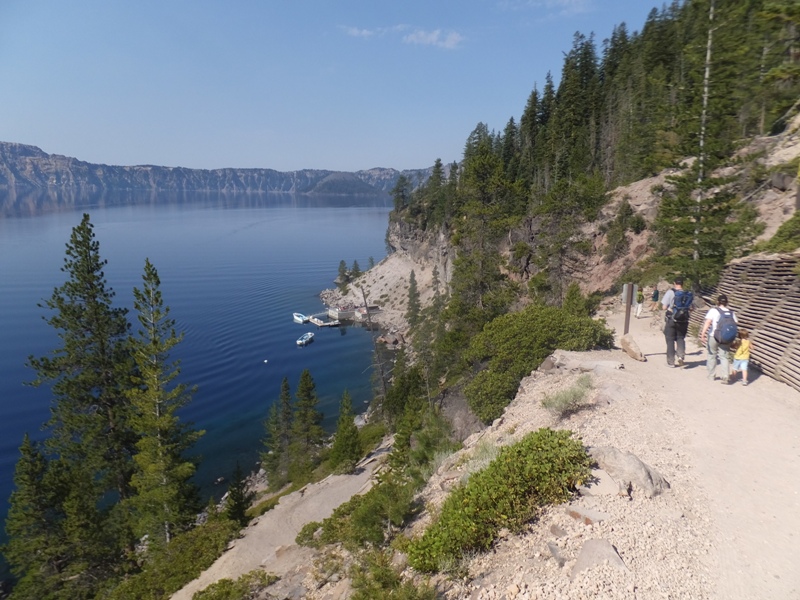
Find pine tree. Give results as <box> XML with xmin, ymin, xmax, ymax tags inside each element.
<box><xmin>15</xmin><ymin>213</ymin><xmax>137</xmax><ymax>595</ymax></box>
<box><xmin>27</xmin><ymin>213</ymin><xmax>135</xmax><ymax>500</ymax></box>
<box><xmin>288</xmin><ymin>370</ymin><xmax>325</xmax><ymax>481</ymax></box>
<box><xmin>351</xmin><ymin>259</ymin><xmax>361</xmax><ymax>278</ymax></box>
<box><xmin>328</xmin><ymin>390</ymin><xmax>362</xmax><ymax>473</ymax></box>
<box><xmin>262</xmin><ymin>377</ymin><xmax>293</xmax><ymax>489</ymax></box>
<box><xmin>224</xmin><ymin>462</ymin><xmax>253</xmax><ymax>528</ymax></box>
<box><xmin>126</xmin><ymin>258</ymin><xmax>203</xmax><ymax>549</ymax></box>
<box><xmin>405</xmin><ymin>270</ymin><xmax>421</xmax><ymax>327</ymax></box>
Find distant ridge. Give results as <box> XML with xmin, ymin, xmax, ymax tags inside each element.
<box><xmin>0</xmin><ymin>142</ymin><xmax>432</xmax><ymax>196</ymax></box>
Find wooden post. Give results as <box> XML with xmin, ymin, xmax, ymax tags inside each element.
<box><xmin>623</xmin><ymin>283</ymin><xmax>633</xmax><ymax>335</ymax></box>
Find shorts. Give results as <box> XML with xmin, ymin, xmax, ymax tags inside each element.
<box><xmin>733</xmin><ymin>358</ymin><xmax>749</xmax><ymax>371</ymax></box>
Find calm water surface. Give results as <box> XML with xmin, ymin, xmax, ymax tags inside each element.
<box><xmin>0</xmin><ymin>193</ymin><xmax>391</xmax><ymax>532</ymax></box>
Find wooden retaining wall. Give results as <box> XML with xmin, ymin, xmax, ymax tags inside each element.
<box><xmin>690</xmin><ymin>253</ymin><xmax>800</xmax><ymax>392</ymax></box>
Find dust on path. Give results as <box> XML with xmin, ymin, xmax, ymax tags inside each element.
<box><xmin>608</xmin><ymin>307</ymin><xmax>800</xmax><ymax>599</ymax></box>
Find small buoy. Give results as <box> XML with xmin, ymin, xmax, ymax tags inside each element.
<box><xmin>263</xmin><ymin>359</ymin><xmax>269</xmax><ymax>363</ymax></box>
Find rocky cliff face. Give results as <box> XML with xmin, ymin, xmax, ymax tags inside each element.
<box><xmin>0</xmin><ymin>142</ymin><xmax>431</xmax><ymax>196</ymax></box>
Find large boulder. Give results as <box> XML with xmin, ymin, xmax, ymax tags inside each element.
<box><xmin>588</xmin><ymin>446</ymin><xmax>670</xmax><ymax>498</ymax></box>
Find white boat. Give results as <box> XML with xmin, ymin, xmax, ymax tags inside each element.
<box><xmin>296</xmin><ymin>332</ymin><xmax>314</xmax><ymax>346</ymax></box>
<box><xmin>293</xmin><ymin>312</ymin><xmax>309</xmax><ymax>324</ymax></box>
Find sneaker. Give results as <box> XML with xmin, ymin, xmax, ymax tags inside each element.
<box><xmin>719</xmin><ymin>378</ymin><xmax>730</xmax><ymax>385</ymax></box>
<box><xmin>707</xmin><ymin>373</ymin><xmax>717</xmax><ymax>381</ymax></box>
<box><xmin>676</xmin><ymin>357</ymin><xmax>685</xmax><ymax>367</ymax></box>
<box><xmin>742</xmin><ymin>381</ymin><xmax>749</xmax><ymax>386</ymax></box>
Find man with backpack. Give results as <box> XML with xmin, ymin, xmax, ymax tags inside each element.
<box><xmin>661</xmin><ymin>276</ymin><xmax>693</xmax><ymax>367</ymax></box>
<box><xmin>700</xmin><ymin>294</ymin><xmax>739</xmax><ymax>384</ymax></box>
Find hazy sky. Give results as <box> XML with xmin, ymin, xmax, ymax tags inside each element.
<box><xmin>1</xmin><ymin>1</ymin><xmax>657</xmax><ymax>172</ymax></box>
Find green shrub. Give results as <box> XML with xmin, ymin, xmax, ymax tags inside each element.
<box><xmin>753</xmin><ymin>211</ymin><xmax>800</xmax><ymax>253</ymax></box>
<box><xmin>463</xmin><ymin>370</ymin><xmax>520</xmax><ymax>423</ymax></box>
<box><xmin>107</xmin><ymin>519</ymin><xmax>240</xmax><ymax>599</ymax></box>
<box><xmin>463</xmin><ymin>305</ymin><xmax>613</xmax><ymax>422</ymax></box>
<box><xmin>192</xmin><ymin>570</ymin><xmax>278</xmax><ymax>600</ymax></box>
<box><xmin>407</xmin><ymin>428</ymin><xmax>590</xmax><ymax>572</ymax></box>
<box><xmin>350</xmin><ymin>549</ymin><xmax>436</xmax><ymax>600</ymax></box>
<box><xmin>295</xmin><ymin>473</ymin><xmax>416</xmax><ymax>552</ymax></box>
<box><xmin>541</xmin><ymin>374</ymin><xmax>593</xmax><ymax>418</ymax></box>
<box><xmin>359</xmin><ymin>422</ymin><xmax>387</xmax><ymax>454</ymax></box>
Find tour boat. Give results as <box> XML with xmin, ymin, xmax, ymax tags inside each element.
<box><xmin>296</xmin><ymin>332</ymin><xmax>314</xmax><ymax>346</ymax></box>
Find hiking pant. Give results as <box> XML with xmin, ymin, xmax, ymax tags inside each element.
<box><xmin>664</xmin><ymin>317</ymin><xmax>688</xmax><ymax>365</ymax></box>
<box><xmin>707</xmin><ymin>337</ymin><xmax>731</xmax><ymax>380</ymax></box>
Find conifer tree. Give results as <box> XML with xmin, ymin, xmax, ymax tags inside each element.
<box><xmin>126</xmin><ymin>258</ymin><xmax>203</xmax><ymax>549</ymax></box>
<box><xmin>328</xmin><ymin>390</ymin><xmax>362</xmax><ymax>473</ymax></box>
<box><xmin>288</xmin><ymin>370</ymin><xmax>325</xmax><ymax>481</ymax></box>
<box><xmin>224</xmin><ymin>462</ymin><xmax>253</xmax><ymax>528</ymax></box>
<box><xmin>14</xmin><ymin>213</ymin><xmax>137</xmax><ymax>595</ymax></box>
<box><xmin>406</xmin><ymin>270</ymin><xmax>421</xmax><ymax>327</ymax></box>
<box><xmin>27</xmin><ymin>213</ymin><xmax>136</xmax><ymax>500</ymax></box>
<box><xmin>262</xmin><ymin>377</ymin><xmax>293</xmax><ymax>489</ymax></box>
<box><xmin>351</xmin><ymin>259</ymin><xmax>361</xmax><ymax>278</ymax></box>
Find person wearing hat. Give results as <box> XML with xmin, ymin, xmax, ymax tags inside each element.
<box><xmin>660</xmin><ymin>276</ymin><xmax>691</xmax><ymax>367</ymax></box>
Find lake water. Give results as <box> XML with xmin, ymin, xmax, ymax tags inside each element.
<box><xmin>0</xmin><ymin>192</ymin><xmax>392</xmax><ymax>533</ymax></box>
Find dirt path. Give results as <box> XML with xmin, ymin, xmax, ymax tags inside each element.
<box><xmin>607</xmin><ymin>307</ymin><xmax>800</xmax><ymax>599</ymax></box>
<box><xmin>171</xmin><ymin>451</ymin><xmax>386</xmax><ymax>599</ymax></box>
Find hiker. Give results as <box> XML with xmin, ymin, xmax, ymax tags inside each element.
<box><xmin>730</xmin><ymin>329</ymin><xmax>752</xmax><ymax>386</ymax></box>
<box><xmin>635</xmin><ymin>287</ymin><xmax>645</xmax><ymax>318</ymax></box>
<box><xmin>700</xmin><ymin>294</ymin><xmax>738</xmax><ymax>384</ymax></box>
<box><xmin>649</xmin><ymin>287</ymin><xmax>660</xmax><ymax>312</ymax></box>
<box><xmin>661</xmin><ymin>277</ymin><xmax>693</xmax><ymax>367</ymax></box>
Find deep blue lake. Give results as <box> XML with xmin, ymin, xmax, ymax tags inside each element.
<box><xmin>0</xmin><ymin>192</ymin><xmax>391</xmax><ymax>536</ymax></box>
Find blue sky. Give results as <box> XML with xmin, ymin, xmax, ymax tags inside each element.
<box><xmin>0</xmin><ymin>1</ymin><xmax>658</xmax><ymax>172</ymax></box>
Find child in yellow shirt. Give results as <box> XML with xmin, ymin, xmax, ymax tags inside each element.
<box><xmin>731</xmin><ymin>330</ymin><xmax>752</xmax><ymax>386</ymax></box>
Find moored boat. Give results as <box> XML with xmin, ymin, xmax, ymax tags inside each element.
<box><xmin>296</xmin><ymin>332</ymin><xmax>314</xmax><ymax>346</ymax></box>
<box><xmin>293</xmin><ymin>312</ymin><xmax>309</xmax><ymax>324</ymax></box>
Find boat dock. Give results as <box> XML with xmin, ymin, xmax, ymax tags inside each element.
<box><xmin>309</xmin><ymin>314</ymin><xmax>340</xmax><ymax>327</ymax></box>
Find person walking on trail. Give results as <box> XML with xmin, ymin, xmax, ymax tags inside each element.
<box><xmin>649</xmin><ymin>287</ymin><xmax>660</xmax><ymax>312</ymax></box>
<box><xmin>730</xmin><ymin>329</ymin><xmax>752</xmax><ymax>386</ymax></box>
<box><xmin>700</xmin><ymin>294</ymin><xmax>738</xmax><ymax>384</ymax></box>
<box><xmin>661</xmin><ymin>277</ymin><xmax>693</xmax><ymax>367</ymax></box>
<box><xmin>636</xmin><ymin>287</ymin><xmax>645</xmax><ymax>318</ymax></box>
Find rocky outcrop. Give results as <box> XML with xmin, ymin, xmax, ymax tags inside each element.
<box><xmin>0</xmin><ymin>141</ymin><xmax>430</xmax><ymax>195</ymax></box>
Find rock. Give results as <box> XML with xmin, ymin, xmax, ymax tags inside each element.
<box><xmin>546</xmin><ymin>542</ymin><xmax>566</xmax><ymax>567</ymax></box>
<box><xmin>577</xmin><ymin>468</ymin><xmax>619</xmax><ymax>497</ymax></box>
<box><xmin>620</xmin><ymin>333</ymin><xmax>646</xmax><ymax>361</ymax></box>
<box><xmin>588</xmin><ymin>446</ymin><xmax>671</xmax><ymax>498</ymax></box>
<box><xmin>550</xmin><ymin>524</ymin><xmax>568</xmax><ymax>538</ymax></box>
<box><xmin>595</xmin><ymin>382</ymin><xmax>639</xmax><ymax>405</ymax></box>
<box><xmin>565</xmin><ymin>506</ymin><xmax>611</xmax><ymax>525</ymax></box>
<box><xmin>571</xmin><ymin>538</ymin><xmax>629</xmax><ymax>579</ymax></box>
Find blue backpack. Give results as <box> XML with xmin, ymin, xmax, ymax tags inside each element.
<box><xmin>672</xmin><ymin>290</ymin><xmax>693</xmax><ymax>323</ymax></box>
<box><xmin>714</xmin><ymin>308</ymin><xmax>738</xmax><ymax>345</ymax></box>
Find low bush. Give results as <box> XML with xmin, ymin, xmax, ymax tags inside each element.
<box><xmin>407</xmin><ymin>428</ymin><xmax>590</xmax><ymax>572</ymax></box>
<box><xmin>350</xmin><ymin>549</ymin><xmax>436</xmax><ymax>600</ymax></box>
<box><xmin>464</xmin><ymin>304</ymin><xmax>613</xmax><ymax>422</ymax></box>
<box><xmin>541</xmin><ymin>374</ymin><xmax>593</xmax><ymax>418</ymax></box>
<box><xmin>296</xmin><ymin>472</ymin><xmax>417</xmax><ymax>551</ymax></box>
<box><xmin>192</xmin><ymin>570</ymin><xmax>278</xmax><ymax>600</ymax></box>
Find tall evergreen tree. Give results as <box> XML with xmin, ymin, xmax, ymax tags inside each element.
<box><xmin>224</xmin><ymin>462</ymin><xmax>254</xmax><ymax>528</ymax></box>
<box><xmin>27</xmin><ymin>213</ymin><xmax>136</xmax><ymax>500</ymax></box>
<box><xmin>288</xmin><ymin>370</ymin><xmax>325</xmax><ymax>481</ymax></box>
<box><xmin>328</xmin><ymin>390</ymin><xmax>362</xmax><ymax>473</ymax></box>
<box><xmin>405</xmin><ymin>270</ymin><xmax>421</xmax><ymax>327</ymax></box>
<box><xmin>262</xmin><ymin>377</ymin><xmax>293</xmax><ymax>489</ymax></box>
<box><xmin>12</xmin><ymin>213</ymin><xmax>137</xmax><ymax>596</ymax></box>
<box><xmin>126</xmin><ymin>258</ymin><xmax>203</xmax><ymax>549</ymax></box>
